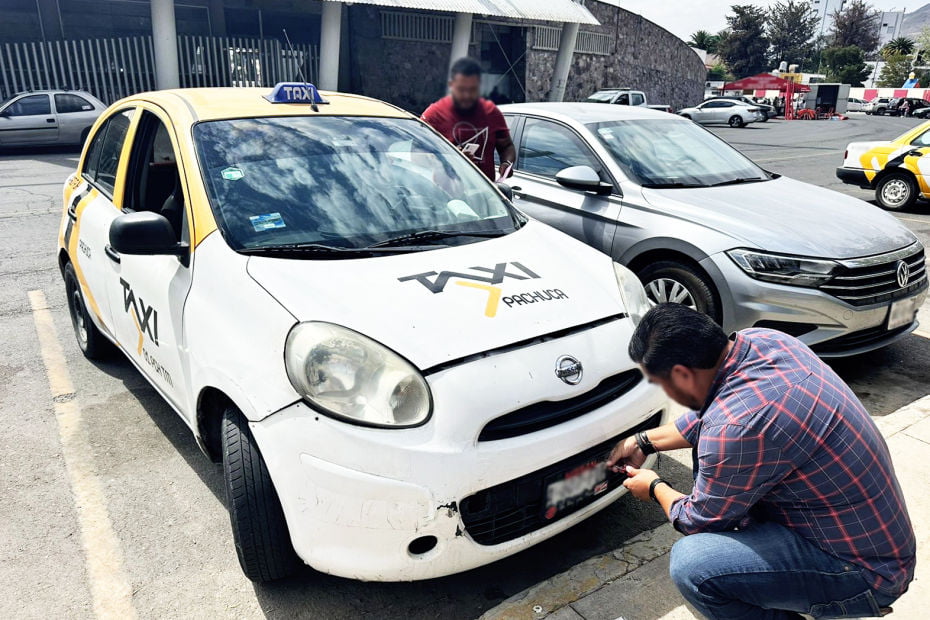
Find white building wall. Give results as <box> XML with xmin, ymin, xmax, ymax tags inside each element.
<box><xmin>877</xmin><ymin>11</ymin><xmax>905</xmax><ymax>48</ymax></box>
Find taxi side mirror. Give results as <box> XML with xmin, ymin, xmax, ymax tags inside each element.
<box><xmin>556</xmin><ymin>165</ymin><xmax>613</xmax><ymax>196</ymax></box>
<box><xmin>109</xmin><ymin>211</ymin><xmax>188</xmax><ymax>257</ymax></box>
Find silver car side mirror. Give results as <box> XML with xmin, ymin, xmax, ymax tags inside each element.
<box><xmin>556</xmin><ymin>165</ymin><xmax>613</xmax><ymax>195</ymax></box>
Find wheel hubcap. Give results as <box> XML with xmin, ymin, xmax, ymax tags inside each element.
<box><xmin>882</xmin><ymin>179</ymin><xmax>910</xmax><ymax>206</ymax></box>
<box><xmin>645</xmin><ymin>278</ymin><xmax>697</xmax><ymax>311</ymax></box>
<box><xmin>67</xmin><ymin>281</ymin><xmax>88</xmax><ymax>345</ymax></box>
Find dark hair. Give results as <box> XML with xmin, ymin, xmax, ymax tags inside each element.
<box><xmin>450</xmin><ymin>57</ymin><xmax>482</xmax><ymax>79</ymax></box>
<box><xmin>628</xmin><ymin>304</ymin><xmax>728</xmax><ymax>376</ymax></box>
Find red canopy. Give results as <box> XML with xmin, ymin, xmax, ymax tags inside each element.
<box><xmin>722</xmin><ymin>73</ymin><xmax>810</xmax><ymax>92</ymax></box>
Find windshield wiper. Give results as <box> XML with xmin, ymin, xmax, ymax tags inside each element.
<box><xmin>366</xmin><ymin>229</ymin><xmax>510</xmax><ymax>249</ymax></box>
<box><xmin>707</xmin><ymin>177</ymin><xmax>769</xmax><ymax>187</ymax></box>
<box><xmin>640</xmin><ymin>182</ymin><xmax>708</xmax><ymax>188</ymax></box>
<box><xmin>238</xmin><ymin>243</ymin><xmax>415</xmax><ymax>257</ymax></box>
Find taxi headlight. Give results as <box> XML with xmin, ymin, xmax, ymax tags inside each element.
<box><xmin>613</xmin><ymin>262</ymin><xmax>651</xmax><ymax>325</ymax></box>
<box><xmin>727</xmin><ymin>249</ymin><xmax>837</xmax><ymax>287</ymax></box>
<box><xmin>284</xmin><ymin>322</ymin><xmax>432</xmax><ymax>428</ymax></box>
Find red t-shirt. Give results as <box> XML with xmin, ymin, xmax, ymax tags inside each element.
<box><xmin>422</xmin><ymin>96</ymin><xmax>510</xmax><ymax>179</ymax></box>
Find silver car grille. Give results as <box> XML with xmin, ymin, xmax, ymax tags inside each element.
<box><xmin>819</xmin><ymin>244</ymin><xmax>927</xmax><ymax>306</ymax></box>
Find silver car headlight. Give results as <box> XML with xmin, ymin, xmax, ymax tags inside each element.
<box><xmin>284</xmin><ymin>322</ymin><xmax>432</xmax><ymax>428</ymax></box>
<box><xmin>613</xmin><ymin>263</ymin><xmax>651</xmax><ymax>325</ymax></box>
<box><xmin>727</xmin><ymin>248</ymin><xmax>837</xmax><ymax>287</ymax></box>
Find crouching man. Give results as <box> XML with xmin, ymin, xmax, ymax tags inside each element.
<box><xmin>607</xmin><ymin>304</ymin><xmax>915</xmax><ymax>619</ymax></box>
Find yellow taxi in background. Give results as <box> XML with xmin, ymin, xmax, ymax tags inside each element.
<box><xmin>56</xmin><ymin>83</ymin><xmax>666</xmax><ymax>582</ymax></box>
<box><xmin>837</xmin><ymin>120</ymin><xmax>930</xmax><ymax>210</ymax></box>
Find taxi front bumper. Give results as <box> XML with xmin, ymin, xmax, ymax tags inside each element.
<box><xmin>249</xmin><ymin>318</ymin><xmax>669</xmax><ymax>581</ymax></box>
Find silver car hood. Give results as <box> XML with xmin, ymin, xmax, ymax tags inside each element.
<box><xmin>641</xmin><ymin>176</ymin><xmax>917</xmax><ymax>259</ymax></box>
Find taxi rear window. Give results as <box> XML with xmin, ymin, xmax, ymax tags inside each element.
<box><xmin>193</xmin><ymin>116</ymin><xmax>517</xmax><ymax>252</ymax></box>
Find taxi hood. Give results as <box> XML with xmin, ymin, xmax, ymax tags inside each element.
<box><xmin>246</xmin><ymin>222</ymin><xmax>626</xmax><ymax>371</ymax></box>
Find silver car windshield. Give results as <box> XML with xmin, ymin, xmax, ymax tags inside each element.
<box><xmin>590</xmin><ymin>119</ymin><xmax>770</xmax><ymax>188</ymax></box>
<box><xmin>194</xmin><ymin>116</ymin><xmax>520</xmax><ymax>252</ymax></box>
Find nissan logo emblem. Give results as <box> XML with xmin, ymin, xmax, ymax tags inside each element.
<box><xmin>555</xmin><ymin>355</ymin><xmax>583</xmax><ymax>385</ymax></box>
<box><xmin>896</xmin><ymin>260</ymin><xmax>910</xmax><ymax>288</ymax></box>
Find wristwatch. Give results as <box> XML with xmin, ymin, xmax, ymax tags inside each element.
<box><xmin>635</xmin><ymin>430</ymin><xmax>657</xmax><ymax>455</ymax></box>
<box><xmin>649</xmin><ymin>477</ymin><xmax>668</xmax><ymax>503</ymax></box>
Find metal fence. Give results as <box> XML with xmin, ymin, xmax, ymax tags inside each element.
<box><xmin>0</xmin><ymin>35</ymin><xmax>319</xmax><ymax>104</ymax></box>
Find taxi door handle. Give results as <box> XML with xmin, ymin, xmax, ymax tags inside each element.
<box><xmin>46</xmin><ymin>118</ymin><xmax>56</xmax><ymax>123</ymax></box>
<box><xmin>104</xmin><ymin>245</ymin><xmax>121</xmax><ymax>264</ymax></box>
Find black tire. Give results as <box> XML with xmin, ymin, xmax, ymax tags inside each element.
<box><xmin>638</xmin><ymin>260</ymin><xmax>721</xmax><ymax>323</ymax></box>
<box><xmin>875</xmin><ymin>172</ymin><xmax>918</xmax><ymax>211</ymax></box>
<box><xmin>680</xmin><ymin>114</ymin><xmax>691</xmax><ymax>120</ymax></box>
<box><xmin>876</xmin><ymin>108</ymin><xmax>886</xmax><ymax>116</ymax></box>
<box><xmin>760</xmin><ymin>114</ymin><xmax>769</xmax><ymax>122</ymax></box>
<box><xmin>222</xmin><ymin>405</ymin><xmax>300</xmax><ymax>582</ymax></box>
<box><xmin>728</xmin><ymin>115</ymin><xmax>744</xmax><ymax>128</ymax></box>
<box><xmin>63</xmin><ymin>261</ymin><xmax>112</xmax><ymax>359</ymax></box>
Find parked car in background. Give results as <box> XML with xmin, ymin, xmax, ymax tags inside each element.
<box><xmin>676</xmin><ymin>99</ymin><xmax>764</xmax><ymax>127</ymax></box>
<box><xmin>0</xmin><ymin>89</ymin><xmax>105</xmax><ymax>148</ymax></box>
<box><xmin>846</xmin><ymin>97</ymin><xmax>867</xmax><ymax>112</ymax></box>
<box><xmin>704</xmin><ymin>95</ymin><xmax>776</xmax><ymax>120</ymax></box>
<box><xmin>500</xmin><ymin>102</ymin><xmax>927</xmax><ymax>356</ymax></box>
<box><xmin>864</xmin><ymin>97</ymin><xmax>893</xmax><ymax>115</ymax></box>
<box><xmin>888</xmin><ymin>97</ymin><xmax>930</xmax><ymax>117</ymax></box>
<box><xmin>912</xmin><ymin>106</ymin><xmax>930</xmax><ymax>119</ymax></box>
<box><xmin>838</xmin><ymin>119</ymin><xmax>930</xmax><ymax>210</ymax></box>
<box><xmin>585</xmin><ymin>88</ymin><xmax>671</xmax><ymax>113</ymax></box>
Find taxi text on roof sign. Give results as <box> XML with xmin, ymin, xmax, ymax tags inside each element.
<box><xmin>265</xmin><ymin>82</ymin><xmax>329</xmax><ymax>105</ymax></box>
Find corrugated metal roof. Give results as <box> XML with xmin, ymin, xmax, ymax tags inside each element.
<box><xmin>322</xmin><ymin>0</ymin><xmax>600</xmax><ymax>25</ymax></box>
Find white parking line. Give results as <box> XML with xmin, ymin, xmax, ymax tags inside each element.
<box><xmin>28</xmin><ymin>290</ymin><xmax>137</xmax><ymax>620</ymax></box>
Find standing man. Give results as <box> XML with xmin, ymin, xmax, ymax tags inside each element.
<box><xmin>607</xmin><ymin>304</ymin><xmax>915</xmax><ymax>619</ymax></box>
<box><xmin>422</xmin><ymin>57</ymin><xmax>516</xmax><ymax>181</ymax></box>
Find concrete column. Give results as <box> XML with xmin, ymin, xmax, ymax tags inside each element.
<box><xmin>319</xmin><ymin>1</ymin><xmax>342</xmax><ymax>91</ymax></box>
<box><xmin>450</xmin><ymin>12</ymin><xmax>473</xmax><ymax>69</ymax></box>
<box><xmin>151</xmin><ymin>0</ymin><xmax>180</xmax><ymax>89</ymax></box>
<box><xmin>548</xmin><ymin>22</ymin><xmax>579</xmax><ymax>102</ymax></box>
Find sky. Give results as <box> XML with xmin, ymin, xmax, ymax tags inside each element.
<box><xmin>614</xmin><ymin>0</ymin><xmax>930</xmax><ymax>41</ymax></box>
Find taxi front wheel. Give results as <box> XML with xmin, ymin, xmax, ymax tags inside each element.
<box><xmin>222</xmin><ymin>405</ymin><xmax>301</xmax><ymax>582</ymax></box>
<box><xmin>875</xmin><ymin>172</ymin><xmax>918</xmax><ymax>211</ymax></box>
<box><xmin>63</xmin><ymin>262</ymin><xmax>112</xmax><ymax>360</ymax></box>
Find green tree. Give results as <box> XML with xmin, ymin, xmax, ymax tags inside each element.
<box><xmin>821</xmin><ymin>45</ymin><xmax>871</xmax><ymax>85</ymax></box>
<box><xmin>877</xmin><ymin>53</ymin><xmax>913</xmax><ymax>87</ymax></box>
<box><xmin>707</xmin><ymin>63</ymin><xmax>732</xmax><ymax>81</ymax></box>
<box><xmin>688</xmin><ymin>30</ymin><xmax>720</xmax><ymax>53</ymax></box>
<box><xmin>767</xmin><ymin>0</ymin><xmax>820</xmax><ymax>70</ymax></box>
<box><xmin>717</xmin><ymin>5</ymin><xmax>770</xmax><ymax>77</ymax></box>
<box><xmin>830</xmin><ymin>0</ymin><xmax>880</xmax><ymax>55</ymax></box>
<box><xmin>882</xmin><ymin>36</ymin><xmax>916</xmax><ymax>58</ymax></box>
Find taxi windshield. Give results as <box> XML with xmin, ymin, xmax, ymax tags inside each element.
<box><xmin>193</xmin><ymin>116</ymin><xmax>520</xmax><ymax>253</ymax></box>
<box><xmin>590</xmin><ymin>119</ymin><xmax>769</xmax><ymax>188</ymax></box>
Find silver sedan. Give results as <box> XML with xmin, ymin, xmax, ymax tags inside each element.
<box><xmin>676</xmin><ymin>99</ymin><xmax>764</xmax><ymax>128</ymax></box>
<box><xmin>0</xmin><ymin>89</ymin><xmax>106</xmax><ymax>148</ymax></box>
<box><xmin>498</xmin><ymin>102</ymin><xmax>928</xmax><ymax>356</ymax></box>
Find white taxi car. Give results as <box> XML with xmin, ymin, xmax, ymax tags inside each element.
<box><xmin>57</xmin><ymin>83</ymin><xmax>668</xmax><ymax>582</ymax></box>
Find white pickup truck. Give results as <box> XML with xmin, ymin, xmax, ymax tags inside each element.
<box><xmin>584</xmin><ymin>88</ymin><xmax>672</xmax><ymax>113</ymax></box>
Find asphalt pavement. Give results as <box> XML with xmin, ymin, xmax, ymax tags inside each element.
<box><xmin>2</xmin><ymin>114</ymin><xmax>929</xmax><ymax>620</ymax></box>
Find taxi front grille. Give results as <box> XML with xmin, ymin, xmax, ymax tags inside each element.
<box><xmin>477</xmin><ymin>369</ymin><xmax>643</xmax><ymax>441</ymax></box>
<box><xmin>460</xmin><ymin>411</ymin><xmax>663</xmax><ymax>546</ymax></box>
<box><xmin>819</xmin><ymin>247</ymin><xmax>927</xmax><ymax>306</ymax></box>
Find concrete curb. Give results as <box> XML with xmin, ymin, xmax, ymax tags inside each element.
<box><xmin>480</xmin><ymin>395</ymin><xmax>930</xmax><ymax>620</ymax></box>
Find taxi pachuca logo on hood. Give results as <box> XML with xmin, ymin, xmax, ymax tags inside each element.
<box><xmin>398</xmin><ymin>262</ymin><xmax>568</xmax><ymax>318</ymax></box>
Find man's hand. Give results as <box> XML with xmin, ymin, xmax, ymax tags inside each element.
<box><xmin>622</xmin><ymin>466</ymin><xmax>659</xmax><ymax>501</ymax></box>
<box><xmin>497</xmin><ymin>160</ymin><xmax>513</xmax><ymax>180</ymax></box>
<box><xmin>606</xmin><ymin>435</ymin><xmax>646</xmax><ymax>472</ymax></box>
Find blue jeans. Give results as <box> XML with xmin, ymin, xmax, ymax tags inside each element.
<box><xmin>669</xmin><ymin>521</ymin><xmax>898</xmax><ymax>619</ymax></box>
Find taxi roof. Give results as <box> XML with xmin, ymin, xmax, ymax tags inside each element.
<box><xmin>125</xmin><ymin>87</ymin><xmax>412</xmax><ymax>123</ymax></box>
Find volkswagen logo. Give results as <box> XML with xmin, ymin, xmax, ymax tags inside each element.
<box><xmin>896</xmin><ymin>260</ymin><xmax>910</xmax><ymax>288</ymax></box>
<box><xmin>555</xmin><ymin>355</ymin><xmax>583</xmax><ymax>385</ymax></box>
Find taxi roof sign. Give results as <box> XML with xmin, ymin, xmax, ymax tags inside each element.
<box><xmin>265</xmin><ymin>82</ymin><xmax>329</xmax><ymax>105</ymax></box>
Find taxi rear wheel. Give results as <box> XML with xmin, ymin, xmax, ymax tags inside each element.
<box><xmin>639</xmin><ymin>261</ymin><xmax>721</xmax><ymax>323</ymax></box>
<box><xmin>875</xmin><ymin>172</ymin><xmax>918</xmax><ymax>211</ymax></box>
<box><xmin>63</xmin><ymin>262</ymin><xmax>111</xmax><ymax>360</ymax></box>
<box><xmin>221</xmin><ymin>405</ymin><xmax>301</xmax><ymax>582</ymax></box>
<box><xmin>728</xmin><ymin>115</ymin><xmax>744</xmax><ymax>128</ymax></box>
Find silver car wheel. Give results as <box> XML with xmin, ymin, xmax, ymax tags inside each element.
<box><xmin>881</xmin><ymin>178</ymin><xmax>911</xmax><ymax>207</ymax></box>
<box><xmin>645</xmin><ymin>278</ymin><xmax>697</xmax><ymax>311</ymax></box>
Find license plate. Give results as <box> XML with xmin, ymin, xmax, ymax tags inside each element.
<box><xmin>543</xmin><ymin>460</ymin><xmax>608</xmax><ymax>521</ymax></box>
<box><xmin>888</xmin><ymin>296</ymin><xmax>921</xmax><ymax>331</ymax></box>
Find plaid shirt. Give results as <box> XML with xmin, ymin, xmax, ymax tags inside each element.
<box><xmin>670</xmin><ymin>328</ymin><xmax>916</xmax><ymax>597</ymax></box>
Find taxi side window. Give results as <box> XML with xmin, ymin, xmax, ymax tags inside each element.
<box><xmin>517</xmin><ymin>118</ymin><xmax>603</xmax><ymax>179</ymax></box>
<box><xmin>124</xmin><ymin>111</ymin><xmax>185</xmax><ymax>242</ymax></box>
<box><xmin>4</xmin><ymin>94</ymin><xmax>51</xmax><ymax>116</ymax></box>
<box><xmin>55</xmin><ymin>94</ymin><xmax>94</xmax><ymax>114</ymax></box>
<box><xmin>83</xmin><ymin>109</ymin><xmax>133</xmax><ymax>197</ymax></box>
<box><xmin>911</xmin><ymin>130</ymin><xmax>930</xmax><ymax>147</ymax></box>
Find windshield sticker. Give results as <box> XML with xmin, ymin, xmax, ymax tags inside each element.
<box><xmin>249</xmin><ymin>212</ymin><xmax>286</xmax><ymax>232</ymax></box>
<box><xmin>332</xmin><ymin>136</ymin><xmax>358</xmax><ymax>147</ymax></box>
<box><xmin>221</xmin><ymin>166</ymin><xmax>244</xmax><ymax>181</ymax></box>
